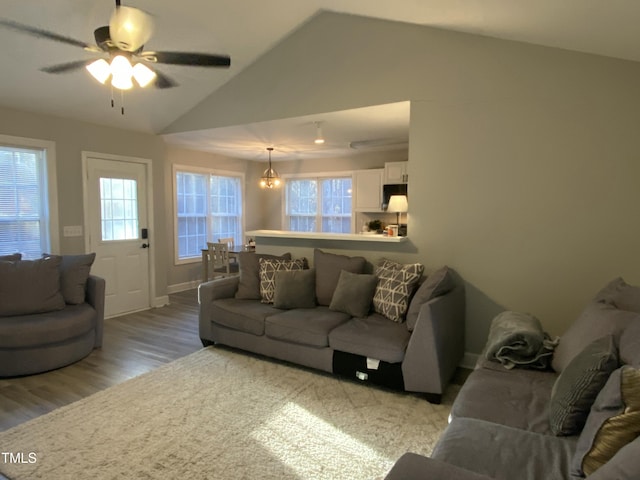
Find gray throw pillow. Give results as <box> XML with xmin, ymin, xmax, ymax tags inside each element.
<box><xmin>45</xmin><ymin>253</ymin><xmax>96</xmax><ymax>304</ymax></box>
<box><xmin>373</xmin><ymin>259</ymin><xmax>424</xmax><ymax>323</ymax></box>
<box><xmin>0</xmin><ymin>253</ymin><xmax>21</xmax><ymax>261</ymax></box>
<box><xmin>259</xmin><ymin>258</ymin><xmax>306</xmax><ymax>304</ymax></box>
<box><xmin>235</xmin><ymin>252</ymin><xmax>292</xmax><ymax>300</ymax></box>
<box><xmin>273</xmin><ymin>269</ymin><xmax>316</xmax><ymax>309</ymax></box>
<box><xmin>0</xmin><ymin>256</ymin><xmax>65</xmax><ymax>316</ymax></box>
<box><xmin>405</xmin><ymin>265</ymin><xmax>454</xmax><ymax>331</ymax></box>
<box><xmin>314</xmin><ymin>249</ymin><xmax>366</xmax><ymax>306</ymax></box>
<box><xmin>552</xmin><ymin>302</ymin><xmax>636</xmax><ymax>373</ymax></box>
<box><xmin>549</xmin><ymin>335</ymin><xmax>619</xmax><ymax>436</ymax></box>
<box><xmin>572</xmin><ymin>366</ymin><xmax>640</xmax><ymax>477</ymax></box>
<box><xmin>593</xmin><ymin>277</ymin><xmax>640</xmax><ymax>314</ymax></box>
<box><xmin>329</xmin><ymin>270</ymin><xmax>378</xmax><ymax>318</ymax></box>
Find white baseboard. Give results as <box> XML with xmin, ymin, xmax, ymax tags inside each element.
<box><xmin>167</xmin><ymin>281</ymin><xmax>200</xmax><ymax>294</ymax></box>
<box><xmin>154</xmin><ymin>295</ymin><xmax>170</xmax><ymax>308</ymax></box>
<box><xmin>460</xmin><ymin>352</ymin><xmax>479</xmax><ymax>370</ymax></box>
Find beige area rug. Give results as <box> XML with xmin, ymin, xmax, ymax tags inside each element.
<box><xmin>0</xmin><ymin>347</ymin><xmax>457</xmax><ymax>479</ymax></box>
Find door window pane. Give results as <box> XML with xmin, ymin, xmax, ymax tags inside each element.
<box><xmin>100</xmin><ymin>177</ymin><xmax>139</xmax><ymax>241</ymax></box>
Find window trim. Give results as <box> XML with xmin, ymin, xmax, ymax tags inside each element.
<box><xmin>282</xmin><ymin>171</ymin><xmax>355</xmax><ymax>234</ymax></box>
<box><xmin>0</xmin><ymin>134</ymin><xmax>59</xmax><ymax>255</ymax></box>
<box><xmin>172</xmin><ymin>164</ymin><xmax>245</xmax><ymax>265</ymax></box>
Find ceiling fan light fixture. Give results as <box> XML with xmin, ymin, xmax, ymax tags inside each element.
<box><xmin>86</xmin><ymin>58</ymin><xmax>111</xmax><ymax>84</ymax></box>
<box><xmin>109</xmin><ymin>6</ymin><xmax>154</xmax><ymax>52</ymax></box>
<box><xmin>132</xmin><ymin>62</ymin><xmax>156</xmax><ymax>87</ymax></box>
<box><xmin>110</xmin><ymin>55</ymin><xmax>134</xmax><ymax>90</ymax></box>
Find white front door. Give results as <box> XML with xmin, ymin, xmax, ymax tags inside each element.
<box><xmin>85</xmin><ymin>156</ymin><xmax>150</xmax><ymax>318</ymax></box>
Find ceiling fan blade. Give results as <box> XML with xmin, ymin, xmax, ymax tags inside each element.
<box><xmin>0</xmin><ymin>19</ymin><xmax>92</xmax><ymax>49</ymax></box>
<box><xmin>153</xmin><ymin>70</ymin><xmax>178</xmax><ymax>89</ymax></box>
<box><xmin>142</xmin><ymin>51</ymin><xmax>231</xmax><ymax>67</ymax></box>
<box><xmin>41</xmin><ymin>60</ymin><xmax>91</xmax><ymax>74</ymax></box>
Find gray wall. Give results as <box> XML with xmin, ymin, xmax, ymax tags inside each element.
<box><xmin>167</xmin><ymin>12</ymin><xmax>640</xmax><ymax>353</ymax></box>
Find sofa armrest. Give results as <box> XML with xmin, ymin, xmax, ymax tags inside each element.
<box><xmin>198</xmin><ymin>277</ymin><xmax>240</xmax><ymax>341</ymax></box>
<box><xmin>402</xmin><ymin>285</ymin><xmax>465</xmax><ymax>395</ymax></box>
<box><xmin>385</xmin><ymin>453</ymin><xmax>493</xmax><ymax>480</ymax></box>
<box><xmin>86</xmin><ymin>274</ymin><xmax>106</xmax><ymax>348</ymax></box>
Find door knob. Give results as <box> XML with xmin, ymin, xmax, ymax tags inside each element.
<box><xmin>141</xmin><ymin>243</ymin><xmax>149</xmax><ymax>248</ymax></box>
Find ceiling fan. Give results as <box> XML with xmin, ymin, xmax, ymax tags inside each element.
<box><xmin>0</xmin><ymin>0</ymin><xmax>231</xmax><ymax>92</ymax></box>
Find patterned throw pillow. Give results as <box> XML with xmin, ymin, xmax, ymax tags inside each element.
<box><xmin>572</xmin><ymin>366</ymin><xmax>640</xmax><ymax>477</ymax></box>
<box><xmin>373</xmin><ymin>259</ymin><xmax>424</xmax><ymax>322</ymax></box>
<box><xmin>259</xmin><ymin>258</ymin><xmax>306</xmax><ymax>304</ymax></box>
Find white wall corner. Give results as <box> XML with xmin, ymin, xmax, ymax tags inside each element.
<box><xmin>153</xmin><ymin>295</ymin><xmax>170</xmax><ymax>308</ymax></box>
<box><xmin>460</xmin><ymin>352</ymin><xmax>479</xmax><ymax>370</ymax></box>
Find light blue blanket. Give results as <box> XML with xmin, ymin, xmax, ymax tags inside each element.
<box><xmin>484</xmin><ymin>311</ymin><xmax>558</xmax><ymax>369</ymax></box>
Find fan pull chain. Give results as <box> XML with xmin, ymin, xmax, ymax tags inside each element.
<box><xmin>120</xmin><ymin>90</ymin><xmax>125</xmax><ymax>115</ymax></box>
<box><xmin>110</xmin><ymin>85</ymin><xmax>115</xmax><ymax>109</ymax></box>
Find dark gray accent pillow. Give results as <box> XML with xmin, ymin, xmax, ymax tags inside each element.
<box><xmin>314</xmin><ymin>249</ymin><xmax>366</xmax><ymax>306</ymax></box>
<box><xmin>235</xmin><ymin>252</ymin><xmax>292</xmax><ymax>300</ymax></box>
<box><xmin>549</xmin><ymin>335</ymin><xmax>619</xmax><ymax>436</ymax></box>
<box><xmin>0</xmin><ymin>256</ymin><xmax>65</xmax><ymax>316</ymax></box>
<box><xmin>45</xmin><ymin>253</ymin><xmax>96</xmax><ymax>304</ymax></box>
<box><xmin>373</xmin><ymin>259</ymin><xmax>424</xmax><ymax>323</ymax></box>
<box><xmin>552</xmin><ymin>302</ymin><xmax>636</xmax><ymax>373</ymax></box>
<box><xmin>273</xmin><ymin>269</ymin><xmax>316</xmax><ymax>309</ymax></box>
<box><xmin>329</xmin><ymin>270</ymin><xmax>378</xmax><ymax>318</ymax></box>
<box><xmin>259</xmin><ymin>258</ymin><xmax>306</xmax><ymax>304</ymax></box>
<box><xmin>572</xmin><ymin>366</ymin><xmax>640</xmax><ymax>477</ymax></box>
<box><xmin>0</xmin><ymin>253</ymin><xmax>21</xmax><ymax>261</ymax></box>
<box><xmin>406</xmin><ymin>266</ymin><xmax>454</xmax><ymax>331</ymax></box>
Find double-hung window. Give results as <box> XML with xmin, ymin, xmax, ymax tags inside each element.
<box><xmin>0</xmin><ymin>136</ymin><xmax>58</xmax><ymax>259</ymax></box>
<box><xmin>285</xmin><ymin>176</ymin><xmax>352</xmax><ymax>233</ymax></box>
<box><xmin>174</xmin><ymin>167</ymin><xmax>243</xmax><ymax>262</ymax></box>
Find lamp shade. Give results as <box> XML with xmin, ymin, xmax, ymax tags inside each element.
<box><xmin>387</xmin><ymin>195</ymin><xmax>408</xmax><ymax>213</ymax></box>
<box><xmin>109</xmin><ymin>6</ymin><xmax>154</xmax><ymax>52</ymax></box>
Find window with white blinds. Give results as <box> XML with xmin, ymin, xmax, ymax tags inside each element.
<box><xmin>0</xmin><ymin>143</ymin><xmax>54</xmax><ymax>259</ymax></box>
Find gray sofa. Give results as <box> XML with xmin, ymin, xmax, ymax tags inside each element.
<box><xmin>0</xmin><ymin>254</ymin><xmax>105</xmax><ymax>377</ymax></box>
<box><xmin>386</xmin><ymin>277</ymin><xmax>640</xmax><ymax>480</ymax></box>
<box><xmin>198</xmin><ymin>249</ymin><xmax>465</xmax><ymax>402</ymax></box>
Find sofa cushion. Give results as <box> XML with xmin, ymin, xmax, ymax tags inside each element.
<box><xmin>451</xmin><ymin>364</ymin><xmax>558</xmax><ymax>434</ymax></box>
<box><xmin>0</xmin><ymin>257</ymin><xmax>65</xmax><ymax>316</ymax></box>
<box><xmin>373</xmin><ymin>259</ymin><xmax>424</xmax><ymax>323</ymax></box>
<box><xmin>572</xmin><ymin>366</ymin><xmax>640</xmax><ymax>477</ymax></box>
<box><xmin>235</xmin><ymin>252</ymin><xmax>291</xmax><ymax>300</ymax></box>
<box><xmin>549</xmin><ymin>335</ymin><xmax>619</xmax><ymax>436</ymax></box>
<box><xmin>405</xmin><ymin>265</ymin><xmax>454</xmax><ymax>331</ymax></box>
<box><xmin>259</xmin><ymin>258</ymin><xmax>306</xmax><ymax>304</ymax></box>
<box><xmin>552</xmin><ymin>302</ymin><xmax>636</xmax><ymax>373</ymax></box>
<box><xmin>432</xmin><ymin>417</ymin><xmax>578</xmax><ymax>480</ymax></box>
<box><xmin>619</xmin><ymin>320</ymin><xmax>640</xmax><ymax>366</ymax></box>
<box><xmin>593</xmin><ymin>277</ymin><xmax>640</xmax><ymax>314</ymax></box>
<box><xmin>45</xmin><ymin>253</ymin><xmax>96</xmax><ymax>305</ymax></box>
<box><xmin>0</xmin><ymin>253</ymin><xmax>21</xmax><ymax>261</ymax></box>
<box><xmin>0</xmin><ymin>303</ymin><xmax>96</xmax><ymax>348</ymax></box>
<box><xmin>314</xmin><ymin>249</ymin><xmax>366</xmax><ymax>306</ymax></box>
<box><xmin>273</xmin><ymin>269</ymin><xmax>316</xmax><ymax>309</ymax></box>
<box><xmin>328</xmin><ymin>313</ymin><xmax>411</xmax><ymax>363</ymax></box>
<box><xmin>265</xmin><ymin>307</ymin><xmax>350</xmax><ymax>348</ymax></box>
<box><xmin>329</xmin><ymin>270</ymin><xmax>377</xmax><ymax>318</ymax></box>
<box><xmin>211</xmin><ymin>298</ymin><xmax>280</xmax><ymax>336</ymax></box>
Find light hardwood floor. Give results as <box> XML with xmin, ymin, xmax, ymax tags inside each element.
<box><xmin>0</xmin><ymin>289</ymin><xmax>202</xmax><ymax>432</ymax></box>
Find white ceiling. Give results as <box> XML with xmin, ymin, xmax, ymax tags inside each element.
<box><xmin>2</xmin><ymin>0</ymin><xmax>640</xmax><ymax>159</ymax></box>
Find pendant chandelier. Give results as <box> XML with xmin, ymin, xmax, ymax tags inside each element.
<box><xmin>260</xmin><ymin>147</ymin><xmax>281</xmax><ymax>189</ymax></box>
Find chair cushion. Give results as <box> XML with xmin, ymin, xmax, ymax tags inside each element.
<box><xmin>0</xmin><ymin>257</ymin><xmax>65</xmax><ymax>316</ymax></box>
<box><xmin>372</xmin><ymin>259</ymin><xmax>424</xmax><ymax>323</ymax></box>
<box><xmin>314</xmin><ymin>249</ymin><xmax>366</xmax><ymax>306</ymax></box>
<box><xmin>329</xmin><ymin>270</ymin><xmax>377</xmax><ymax>318</ymax></box>
<box><xmin>0</xmin><ymin>304</ymin><xmax>96</xmax><ymax>348</ymax></box>
<box><xmin>328</xmin><ymin>313</ymin><xmax>411</xmax><ymax>363</ymax></box>
<box><xmin>211</xmin><ymin>298</ymin><xmax>280</xmax><ymax>336</ymax></box>
<box><xmin>549</xmin><ymin>335</ymin><xmax>619</xmax><ymax>436</ymax></box>
<box><xmin>273</xmin><ymin>269</ymin><xmax>316</xmax><ymax>309</ymax></box>
<box><xmin>235</xmin><ymin>252</ymin><xmax>291</xmax><ymax>300</ymax></box>
<box><xmin>265</xmin><ymin>307</ymin><xmax>350</xmax><ymax>347</ymax></box>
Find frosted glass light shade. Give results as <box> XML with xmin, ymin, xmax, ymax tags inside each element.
<box><xmin>110</xmin><ymin>55</ymin><xmax>134</xmax><ymax>90</ymax></box>
<box><xmin>132</xmin><ymin>62</ymin><xmax>156</xmax><ymax>87</ymax></box>
<box><xmin>109</xmin><ymin>6</ymin><xmax>154</xmax><ymax>52</ymax></box>
<box><xmin>86</xmin><ymin>59</ymin><xmax>111</xmax><ymax>84</ymax></box>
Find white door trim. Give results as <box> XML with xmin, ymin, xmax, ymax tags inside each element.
<box><xmin>81</xmin><ymin>151</ymin><xmax>156</xmax><ymax>312</ymax></box>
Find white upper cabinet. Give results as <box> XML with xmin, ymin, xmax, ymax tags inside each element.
<box><xmin>354</xmin><ymin>169</ymin><xmax>383</xmax><ymax>212</ymax></box>
<box><xmin>384</xmin><ymin>161</ymin><xmax>408</xmax><ymax>184</ymax></box>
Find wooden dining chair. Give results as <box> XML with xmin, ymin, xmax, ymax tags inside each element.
<box><xmin>218</xmin><ymin>237</ymin><xmax>238</xmax><ymax>266</ymax></box>
<box><xmin>206</xmin><ymin>242</ymin><xmax>234</xmax><ymax>279</ymax></box>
